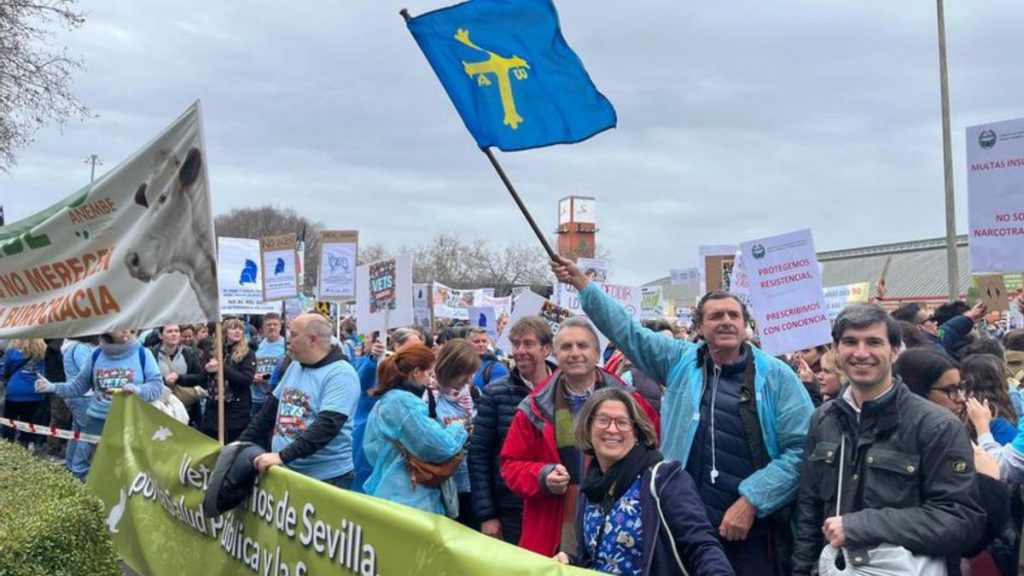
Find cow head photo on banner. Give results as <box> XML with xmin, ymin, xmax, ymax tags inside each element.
<box><xmin>123</xmin><ymin>146</ymin><xmax>218</xmax><ymax>319</ymax></box>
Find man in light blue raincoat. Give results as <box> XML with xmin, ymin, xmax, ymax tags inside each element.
<box><xmin>552</xmin><ymin>256</ymin><xmax>814</xmax><ymax>575</ymax></box>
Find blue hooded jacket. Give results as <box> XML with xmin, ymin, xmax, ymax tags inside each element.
<box><xmin>579</xmin><ymin>282</ymin><xmax>814</xmax><ymax>517</ymax></box>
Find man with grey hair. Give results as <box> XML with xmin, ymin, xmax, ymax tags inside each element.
<box><xmin>238</xmin><ymin>313</ymin><xmax>360</xmax><ymax>489</ymax></box>
<box><xmin>551</xmin><ymin>255</ymin><xmax>813</xmax><ymax>575</ymax></box>
<box><xmin>499</xmin><ymin>315</ymin><xmax>659</xmax><ymax>557</ymax></box>
<box><xmin>792</xmin><ymin>304</ymin><xmax>986</xmax><ymax>574</ymax></box>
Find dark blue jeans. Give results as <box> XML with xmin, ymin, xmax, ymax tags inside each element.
<box><xmin>323</xmin><ymin>472</ymin><xmax>354</xmax><ymax>490</ymax></box>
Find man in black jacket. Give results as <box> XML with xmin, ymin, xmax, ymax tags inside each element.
<box><xmin>792</xmin><ymin>304</ymin><xmax>986</xmax><ymax>574</ymax></box>
<box><xmin>469</xmin><ymin>316</ymin><xmax>554</xmax><ymax>545</ymax></box>
<box><xmin>239</xmin><ymin>314</ymin><xmax>360</xmax><ymax>489</ymax></box>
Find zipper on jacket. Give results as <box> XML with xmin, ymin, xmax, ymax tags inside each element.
<box><xmin>710</xmin><ymin>364</ymin><xmax>721</xmax><ymax>485</ymax></box>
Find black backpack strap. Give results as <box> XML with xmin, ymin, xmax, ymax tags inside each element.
<box><xmin>428</xmin><ymin>389</ymin><xmax>438</xmax><ymax>419</ymax></box>
<box><xmin>481</xmin><ymin>359</ymin><xmax>496</xmax><ymax>385</ymax></box>
<box><xmin>737</xmin><ymin>344</ymin><xmax>770</xmax><ymax>471</ymax></box>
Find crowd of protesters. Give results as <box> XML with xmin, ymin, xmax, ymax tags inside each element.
<box><xmin>4</xmin><ymin>255</ymin><xmax>1024</xmax><ymax>575</ymax></box>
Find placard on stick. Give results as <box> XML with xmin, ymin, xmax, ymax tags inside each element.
<box><xmin>318</xmin><ymin>230</ymin><xmax>359</xmax><ymax>301</ymax></box>
<box><xmin>259</xmin><ymin>234</ymin><xmax>299</xmax><ymax>302</ymax></box>
<box><xmin>977</xmin><ymin>274</ymin><xmax>1009</xmax><ymax>312</ymax></box>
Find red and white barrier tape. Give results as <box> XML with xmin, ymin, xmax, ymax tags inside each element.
<box><xmin>0</xmin><ymin>417</ymin><xmax>100</xmax><ymax>444</ymax></box>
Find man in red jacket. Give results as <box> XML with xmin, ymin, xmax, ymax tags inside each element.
<box><xmin>500</xmin><ymin>317</ymin><xmax>659</xmax><ymax>557</ymax></box>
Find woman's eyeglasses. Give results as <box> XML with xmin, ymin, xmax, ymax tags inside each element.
<box><xmin>592</xmin><ymin>415</ymin><xmax>633</xmax><ymax>431</ymax></box>
<box><xmin>931</xmin><ymin>383</ymin><xmax>965</xmax><ymax>400</ymax></box>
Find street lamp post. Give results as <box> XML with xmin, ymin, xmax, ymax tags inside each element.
<box><xmin>936</xmin><ymin>0</ymin><xmax>959</xmax><ymax>300</ymax></box>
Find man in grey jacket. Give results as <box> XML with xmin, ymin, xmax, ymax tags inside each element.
<box><xmin>792</xmin><ymin>304</ymin><xmax>986</xmax><ymax>574</ymax></box>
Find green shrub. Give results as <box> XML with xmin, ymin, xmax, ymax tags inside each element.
<box><xmin>0</xmin><ymin>441</ymin><xmax>120</xmax><ymax>576</ymax></box>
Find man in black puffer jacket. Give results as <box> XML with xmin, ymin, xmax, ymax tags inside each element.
<box><xmin>469</xmin><ymin>317</ymin><xmax>554</xmax><ymax>545</ymax></box>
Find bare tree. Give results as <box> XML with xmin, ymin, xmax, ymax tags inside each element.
<box><xmin>1</xmin><ymin>0</ymin><xmax>91</xmax><ymax>171</ymax></box>
<box><xmin>478</xmin><ymin>242</ymin><xmax>552</xmax><ymax>295</ymax></box>
<box><xmin>357</xmin><ymin>243</ymin><xmax>392</xmax><ymax>266</ymax></box>
<box><xmin>213</xmin><ymin>206</ymin><xmax>552</xmax><ymax>296</ymax></box>
<box><xmin>408</xmin><ymin>234</ymin><xmax>550</xmax><ymax>294</ymax></box>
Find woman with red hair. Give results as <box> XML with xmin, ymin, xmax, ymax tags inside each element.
<box><xmin>362</xmin><ymin>344</ymin><xmax>468</xmax><ymax>514</ymax></box>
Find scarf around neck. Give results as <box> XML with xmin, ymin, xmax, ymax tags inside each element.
<box><xmin>582</xmin><ymin>443</ymin><xmax>663</xmax><ymax>512</ymax></box>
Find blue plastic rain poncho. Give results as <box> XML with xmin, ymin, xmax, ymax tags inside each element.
<box><xmin>362</xmin><ymin>383</ymin><xmax>468</xmax><ymax>515</ymax></box>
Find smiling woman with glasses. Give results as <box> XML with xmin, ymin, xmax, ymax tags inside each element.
<box><xmin>553</xmin><ymin>387</ymin><xmax>734</xmax><ymax>576</ymax></box>
<box><xmin>895</xmin><ymin>348</ymin><xmax>965</xmax><ymax>417</ymax></box>
<box><xmin>894</xmin><ymin>348</ymin><xmax>1013</xmax><ymax>573</ymax></box>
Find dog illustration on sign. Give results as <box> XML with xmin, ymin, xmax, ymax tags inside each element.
<box><xmin>327</xmin><ymin>252</ymin><xmax>349</xmax><ymax>274</ymax></box>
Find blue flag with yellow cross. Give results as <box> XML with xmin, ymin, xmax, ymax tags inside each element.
<box><xmin>407</xmin><ymin>0</ymin><xmax>617</xmax><ymax>152</ymax></box>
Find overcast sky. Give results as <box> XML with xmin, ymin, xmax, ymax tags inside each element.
<box><xmin>4</xmin><ymin>0</ymin><xmax>1023</xmax><ymax>286</ymax></box>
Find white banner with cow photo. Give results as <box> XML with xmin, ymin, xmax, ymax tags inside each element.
<box><xmin>217</xmin><ymin>237</ymin><xmax>278</xmax><ymax>315</ymax></box>
<box><xmin>0</xmin><ymin>103</ymin><xmax>218</xmax><ymax>338</ymax></box>
<box><xmin>356</xmin><ymin>254</ymin><xmax>414</xmax><ymax>335</ymax></box>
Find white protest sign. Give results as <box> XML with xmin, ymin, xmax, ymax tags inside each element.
<box><xmin>468</xmin><ymin>306</ymin><xmax>498</xmax><ymax>338</ymax></box>
<box><xmin>967</xmin><ymin>117</ymin><xmax>1024</xmax><ymax>273</ymax></box>
<box><xmin>729</xmin><ymin>250</ymin><xmax>753</xmax><ymax>310</ymax></box>
<box><xmin>432</xmin><ymin>282</ymin><xmax>485</xmax><ymax>320</ymax></box>
<box><xmin>741</xmin><ymin>229</ymin><xmax>831</xmax><ymax>355</ymax></box>
<box><xmin>640</xmin><ymin>286</ymin><xmax>664</xmax><ymax>320</ymax></box>
<box><xmin>555</xmin><ymin>282</ymin><xmax>641</xmax><ymax>320</ymax></box>
<box><xmin>577</xmin><ymin>258</ymin><xmax>609</xmax><ymax>282</ymax></box>
<box><xmin>496</xmin><ymin>291</ymin><xmax>574</xmax><ymax>354</ymax></box>
<box><xmin>822</xmin><ymin>282</ymin><xmax>871</xmax><ymax>320</ymax></box>
<box><xmin>355</xmin><ymin>254</ymin><xmax>413</xmax><ymax>335</ymax></box>
<box><xmin>0</xmin><ymin>104</ymin><xmax>219</xmax><ymax>337</ymax></box>
<box><xmin>317</xmin><ymin>230</ymin><xmax>358</xmax><ymax>300</ymax></box>
<box><xmin>259</xmin><ymin>234</ymin><xmax>298</xmax><ymax>302</ymax></box>
<box><xmin>676</xmin><ymin>307</ymin><xmax>693</xmax><ymax>327</ymax></box>
<box><xmin>218</xmin><ymin>237</ymin><xmax>278</xmax><ymax>315</ymax></box>
<box><xmin>481</xmin><ymin>295</ymin><xmax>512</xmax><ymax>318</ymax></box>
<box><xmin>670</xmin><ymin>267</ymin><xmax>699</xmax><ymax>286</ymax></box>
<box><xmin>699</xmin><ymin>245</ymin><xmax>737</xmax><ymax>295</ymax></box>
<box><xmin>412</xmin><ymin>282</ymin><xmax>432</xmax><ymax>332</ymax></box>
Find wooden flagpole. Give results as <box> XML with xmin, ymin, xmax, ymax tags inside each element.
<box><xmin>215</xmin><ymin>322</ymin><xmax>226</xmax><ymax>445</ymax></box>
<box><xmin>400</xmin><ymin>8</ymin><xmax>558</xmax><ymax>261</ymax></box>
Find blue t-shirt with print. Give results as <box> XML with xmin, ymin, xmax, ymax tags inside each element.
<box><xmin>272</xmin><ymin>359</ymin><xmax>360</xmax><ymax>481</ymax></box>
<box><xmin>253</xmin><ymin>338</ymin><xmax>286</xmax><ymax>404</ymax></box>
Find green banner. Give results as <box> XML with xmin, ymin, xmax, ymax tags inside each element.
<box><xmin>89</xmin><ymin>396</ymin><xmax>595</xmax><ymax>575</ymax></box>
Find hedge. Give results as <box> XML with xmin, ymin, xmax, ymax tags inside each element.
<box><xmin>0</xmin><ymin>441</ymin><xmax>120</xmax><ymax>576</ymax></box>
